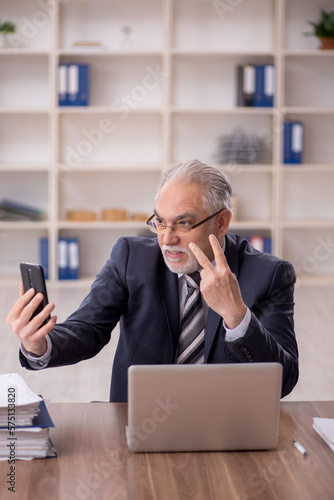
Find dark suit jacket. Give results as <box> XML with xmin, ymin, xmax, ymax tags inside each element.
<box><xmin>20</xmin><ymin>233</ymin><xmax>299</xmax><ymax>402</ymax></box>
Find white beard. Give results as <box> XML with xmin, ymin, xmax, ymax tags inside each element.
<box><xmin>161</xmin><ymin>245</ymin><xmax>200</xmax><ymax>274</ymax></box>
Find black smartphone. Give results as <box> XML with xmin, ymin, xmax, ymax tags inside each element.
<box><xmin>20</xmin><ymin>262</ymin><xmax>50</xmax><ymax>326</ymax></box>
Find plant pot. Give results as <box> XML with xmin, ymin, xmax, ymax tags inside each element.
<box><xmin>318</xmin><ymin>37</ymin><xmax>334</xmax><ymax>50</ymax></box>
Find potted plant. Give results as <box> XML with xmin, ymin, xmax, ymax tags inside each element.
<box><xmin>0</xmin><ymin>19</ymin><xmax>16</xmax><ymax>49</ymax></box>
<box><xmin>305</xmin><ymin>10</ymin><xmax>334</xmax><ymax>50</ymax></box>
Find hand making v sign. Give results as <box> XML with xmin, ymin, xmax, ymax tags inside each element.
<box><xmin>189</xmin><ymin>234</ymin><xmax>247</xmax><ymax>330</ymax></box>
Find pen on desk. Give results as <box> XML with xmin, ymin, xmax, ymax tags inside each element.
<box><xmin>293</xmin><ymin>439</ymin><xmax>308</xmax><ymax>456</ymax></box>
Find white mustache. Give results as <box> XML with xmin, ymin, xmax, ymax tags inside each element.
<box><xmin>162</xmin><ymin>245</ymin><xmax>192</xmax><ymax>257</ymax></box>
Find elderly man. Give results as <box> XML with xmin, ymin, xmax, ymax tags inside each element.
<box><xmin>7</xmin><ymin>160</ymin><xmax>298</xmax><ymax>401</ymax></box>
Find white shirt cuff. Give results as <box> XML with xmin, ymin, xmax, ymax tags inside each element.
<box><xmin>20</xmin><ymin>334</ymin><xmax>52</xmax><ymax>368</ymax></box>
<box><xmin>224</xmin><ymin>307</ymin><xmax>252</xmax><ymax>342</ymax></box>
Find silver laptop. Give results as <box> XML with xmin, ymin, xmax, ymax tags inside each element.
<box><xmin>126</xmin><ymin>362</ymin><xmax>282</xmax><ymax>453</ymax></box>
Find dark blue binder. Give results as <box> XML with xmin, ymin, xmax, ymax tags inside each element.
<box><xmin>253</xmin><ymin>65</ymin><xmax>265</xmax><ymax>107</ymax></box>
<box><xmin>264</xmin><ymin>237</ymin><xmax>272</xmax><ymax>254</ymax></box>
<box><xmin>254</xmin><ymin>64</ymin><xmax>275</xmax><ymax>108</ymax></box>
<box><xmin>57</xmin><ymin>237</ymin><xmax>80</xmax><ymax>279</ymax></box>
<box><xmin>67</xmin><ymin>64</ymin><xmax>79</xmax><ymax>106</ymax></box>
<box><xmin>236</xmin><ymin>64</ymin><xmax>255</xmax><ymax>106</ymax></box>
<box><xmin>67</xmin><ymin>237</ymin><xmax>80</xmax><ymax>280</ymax></box>
<box><xmin>263</xmin><ymin>64</ymin><xmax>275</xmax><ymax>107</ymax></box>
<box><xmin>283</xmin><ymin>122</ymin><xmax>292</xmax><ymax>163</ymax></box>
<box><xmin>290</xmin><ymin>122</ymin><xmax>303</xmax><ymax>163</ymax></box>
<box><xmin>58</xmin><ymin>238</ymin><xmax>68</xmax><ymax>279</ymax></box>
<box><xmin>32</xmin><ymin>398</ymin><xmax>55</xmax><ymax>428</ymax></box>
<box><xmin>40</xmin><ymin>237</ymin><xmax>49</xmax><ymax>280</ymax></box>
<box><xmin>284</xmin><ymin>121</ymin><xmax>304</xmax><ymax>164</ymax></box>
<box><xmin>59</xmin><ymin>63</ymin><xmax>90</xmax><ymax>106</ymax></box>
<box><xmin>77</xmin><ymin>64</ymin><xmax>90</xmax><ymax>106</ymax></box>
<box><xmin>58</xmin><ymin>64</ymin><xmax>68</xmax><ymax>106</ymax></box>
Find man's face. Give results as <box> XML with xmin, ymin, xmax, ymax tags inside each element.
<box><xmin>154</xmin><ymin>183</ymin><xmax>229</xmax><ymax>274</ymax></box>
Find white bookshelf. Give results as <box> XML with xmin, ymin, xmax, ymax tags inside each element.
<box><xmin>0</xmin><ymin>0</ymin><xmax>333</xmax><ymax>283</ymax></box>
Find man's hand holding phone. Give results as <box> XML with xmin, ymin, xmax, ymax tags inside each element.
<box><xmin>6</xmin><ymin>283</ymin><xmax>57</xmax><ymax>357</ymax></box>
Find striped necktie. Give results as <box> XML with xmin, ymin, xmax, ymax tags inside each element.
<box><xmin>176</xmin><ymin>272</ymin><xmax>205</xmax><ymax>364</ymax></box>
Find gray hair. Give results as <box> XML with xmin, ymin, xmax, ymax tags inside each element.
<box><xmin>155</xmin><ymin>160</ymin><xmax>232</xmax><ymax>212</ymax></box>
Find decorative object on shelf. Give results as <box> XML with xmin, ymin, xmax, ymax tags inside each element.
<box><xmin>119</xmin><ymin>25</ymin><xmax>135</xmax><ymax>51</ymax></box>
<box><xmin>236</xmin><ymin>64</ymin><xmax>275</xmax><ymax>107</ymax></box>
<box><xmin>58</xmin><ymin>63</ymin><xmax>90</xmax><ymax>106</ymax></box>
<box><xmin>304</xmin><ymin>9</ymin><xmax>334</xmax><ymax>50</ymax></box>
<box><xmin>131</xmin><ymin>212</ymin><xmax>149</xmax><ymax>222</ymax></box>
<box><xmin>66</xmin><ymin>210</ymin><xmax>97</xmax><ymax>222</ymax></box>
<box><xmin>213</xmin><ymin>128</ymin><xmax>267</xmax><ymax>165</ymax></box>
<box><xmin>0</xmin><ymin>199</ymin><xmax>44</xmax><ymax>221</ymax></box>
<box><xmin>102</xmin><ymin>208</ymin><xmax>128</xmax><ymax>221</ymax></box>
<box><xmin>72</xmin><ymin>41</ymin><xmax>103</xmax><ymax>49</ymax></box>
<box><xmin>0</xmin><ymin>19</ymin><xmax>15</xmax><ymax>49</ymax></box>
<box><xmin>283</xmin><ymin>121</ymin><xmax>304</xmax><ymax>164</ymax></box>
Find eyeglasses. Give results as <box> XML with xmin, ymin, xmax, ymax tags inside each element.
<box><xmin>146</xmin><ymin>208</ymin><xmax>226</xmax><ymax>234</ymax></box>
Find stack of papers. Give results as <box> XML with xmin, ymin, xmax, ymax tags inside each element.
<box><xmin>0</xmin><ymin>199</ymin><xmax>44</xmax><ymax>221</ymax></box>
<box><xmin>0</xmin><ymin>373</ymin><xmax>57</xmax><ymax>460</ymax></box>
<box><xmin>0</xmin><ymin>373</ymin><xmax>42</xmax><ymax>426</ymax></box>
<box><xmin>313</xmin><ymin>417</ymin><xmax>334</xmax><ymax>453</ymax></box>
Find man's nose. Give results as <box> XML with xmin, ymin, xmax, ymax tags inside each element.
<box><xmin>162</xmin><ymin>226</ymin><xmax>180</xmax><ymax>245</ymax></box>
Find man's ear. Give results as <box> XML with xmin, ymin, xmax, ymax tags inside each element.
<box><xmin>218</xmin><ymin>209</ymin><xmax>232</xmax><ymax>236</ymax></box>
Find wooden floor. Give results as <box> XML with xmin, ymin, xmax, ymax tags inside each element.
<box><xmin>1</xmin><ymin>280</ymin><xmax>334</xmax><ymax>403</ymax></box>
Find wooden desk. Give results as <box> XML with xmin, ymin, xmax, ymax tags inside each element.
<box><xmin>0</xmin><ymin>401</ymin><xmax>333</xmax><ymax>500</ymax></box>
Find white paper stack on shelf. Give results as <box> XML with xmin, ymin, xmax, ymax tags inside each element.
<box><xmin>0</xmin><ymin>373</ymin><xmax>56</xmax><ymax>460</ymax></box>
<box><xmin>313</xmin><ymin>417</ymin><xmax>334</xmax><ymax>453</ymax></box>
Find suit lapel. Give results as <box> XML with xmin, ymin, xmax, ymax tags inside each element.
<box><xmin>224</xmin><ymin>233</ymin><xmax>239</xmax><ymax>279</ymax></box>
<box><xmin>204</xmin><ymin>233</ymin><xmax>240</xmax><ymax>361</ymax></box>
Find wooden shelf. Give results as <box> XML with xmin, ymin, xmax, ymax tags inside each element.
<box><xmin>171</xmin><ymin>107</ymin><xmax>275</xmax><ymax>115</ymax></box>
<box><xmin>281</xmin><ymin>219</ymin><xmax>334</xmax><ymax>229</ymax></box>
<box><xmin>57</xmin><ymin>221</ymin><xmax>147</xmax><ymax>230</ymax></box>
<box><xmin>56</xmin><ymin>107</ymin><xmax>162</xmax><ymax>115</ymax></box>
<box><xmin>283</xmin><ymin>107</ymin><xmax>334</xmax><ymax>114</ymax></box>
<box><xmin>170</xmin><ymin>50</ymin><xmax>276</xmax><ymax>56</ymax></box>
<box><xmin>58</xmin><ymin>49</ymin><xmax>163</xmax><ymax>56</ymax></box>
<box><xmin>0</xmin><ymin>221</ymin><xmax>49</xmax><ymax>230</ymax></box>
<box><xmin>284</xmin><ymin>50</ymin><xmax>334</xmax><ymax>57</ymax></box>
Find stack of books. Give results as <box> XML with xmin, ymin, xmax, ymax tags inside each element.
<box><xmin>0</xmin><ymin>373</ymin><xmax>56</xmax><ymax>460</ymax></box>
<box><xmin>0</xmin><ymin>200</ymin><xmax>44</xmax><ymax>221</ymax></box>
